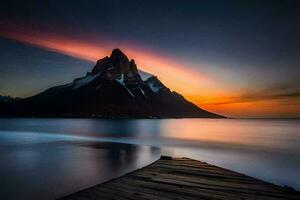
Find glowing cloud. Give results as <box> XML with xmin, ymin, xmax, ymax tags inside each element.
<box><xmin>0</xmin><ymin>23</ymin><xmax>218</xmax><ymax>100</ymax></box>
<box><xmin>1</xmin><ymin>23</ymin><xmax>299</xmax><ymax>118</ymax></box>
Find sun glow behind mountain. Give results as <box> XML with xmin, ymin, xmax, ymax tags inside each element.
<box><xmin>0</xmin><ymin>26</ymin><xmax>219</xmax><ymax>100</ymax></box>
<box><xmin>0</xmin><ymin>23</ymin><xmax>299</xmax><ymax>118</ymax></box>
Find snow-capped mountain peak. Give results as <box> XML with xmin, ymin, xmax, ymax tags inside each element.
<box><xmin>0</xmin><ymin>48</ymin><xmax>223</xmax><ymax>118</ymax></box>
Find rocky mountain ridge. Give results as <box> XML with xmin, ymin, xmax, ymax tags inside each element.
<box><xmin>0</xmin><ymin>49</ymin><xmax>223</xmax><ymax>118</ymax></box>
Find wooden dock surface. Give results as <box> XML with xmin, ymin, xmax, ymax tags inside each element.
<box><xmin>60</xmin><ymin>156</ymin><xmax>300</xmax><ymax>200</ymax></box>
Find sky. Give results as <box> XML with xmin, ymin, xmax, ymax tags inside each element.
<box><xmin>0</xmin><ymin>0</ymin><xmax>299</xmax><ymax>118</ymax></box>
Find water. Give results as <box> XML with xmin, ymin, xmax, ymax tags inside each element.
<box><xmin>0</xmin><ymin>118</ymin><xmax>299</xmax><ymax>199</ymax></box>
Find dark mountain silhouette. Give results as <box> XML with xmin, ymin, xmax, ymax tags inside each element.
<box><xmin>0</xmin><ymin>49</ymin><xmax>223</xmax><ymax>118</ymax></box>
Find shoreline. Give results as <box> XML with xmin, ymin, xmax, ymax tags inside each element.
<box><xmin>59</xmin><ymin>156</ymin><xmax>300</xmax><ymax>200</ymax></box>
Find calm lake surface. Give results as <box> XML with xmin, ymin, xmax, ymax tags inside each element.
<box><xmin>0</xmin><ymin>118</ymin><xmax>299</xmax><ymax>199</ymax></box>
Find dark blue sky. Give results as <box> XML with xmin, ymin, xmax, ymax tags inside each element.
<box><xmin>0</xmin><ymin>0</ymin><xmax>299</xmax><ymax>117</ymax></box>
<box><xmin>0</xmin><ymin>37</ymin><xmax>92</xmax><ymax>96</ymax></box>
<box><xmin>2</xmin><ymin>0</ymin><xmax>299</xmax><ymax>59</ymax></box>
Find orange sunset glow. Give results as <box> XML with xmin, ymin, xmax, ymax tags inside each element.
<box><xmin>0</xmin><ymin>26</ymin><xmax>216</xmax><ymax>95</ymax></box>
<box><xmin>0</xmin><ymin>23</ymin><xmax>299</xmax><ymax>118</ymax></box>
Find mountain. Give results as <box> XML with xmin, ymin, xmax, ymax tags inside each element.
<box><xmin>0</xmin><ymin>49</ymin><xmax>223</xmax><ymax>118</ymax></box>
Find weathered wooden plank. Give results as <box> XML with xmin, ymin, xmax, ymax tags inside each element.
<box><xmin>59</xmin><ymin>156</ymin><xmax>300</xmax><ymax>200</ymax></box>
<box><xmin>120</xmin><ymin>175</ymin><xmax>295</xmax><ymax>200</ymax></box>
<box><xmin>117</xmin><ymin>177</ymin><xmax>245</xmax><ymax>200</ymax></box>
<box><xmin>101</xmin><ymin>182</ymin><xmax>187</xmax><ymax>200</ymax></box>
<box><xmin>149</xmin><ymin>163</ymin><xmax>256</xmax><ymax>180</ymax></box>
<box><xmin>131</xmin><ymin>169</ymin><xmax>283</xmax><ymax>192</ymax></box>
<box><xmin>129</xmin><ymin>172</ymin><xmax>278</xmax><ymax>194</ymax></box>
<box><xmin>123</xmin><ymin>175</ymin><xmax>298</xmax><ymax>200</ymax></box>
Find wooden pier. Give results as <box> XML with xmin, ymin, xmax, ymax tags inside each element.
<box><xmin>60</xmin><ymin>156</ymin><xmax>300</xmax><ymax>200</ymax></box>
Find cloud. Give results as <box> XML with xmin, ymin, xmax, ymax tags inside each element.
<box><xmin>203</xmin><ymin>83</ymin><xmax>300</xmax><ymax>106</ymax></box>
<box><xmin>0</xmin><ymin>22</ymin><xmax>218</xmax><ymax>96</ymax></box>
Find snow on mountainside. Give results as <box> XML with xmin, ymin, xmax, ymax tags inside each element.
<box><xmin>0</xmin><ymin>49</ymin><xmax>223</xmax><ymax>118</ymax></box>
<box><xmin>71</xmin><ymin>73</ymin><xmax>101</xmax><ymax>90</ymax></box>
<box><xmin>115</xmin><ymin>73</ymin><xmax>135</xmax><ymax>97</ymax></box>
<box><xmin>145</xmin><ymin>76</ymin><xmax>166</xmax><ymax>93</ymax></box>
<box><xmin>139</xmin><ymin>70</ymin><xmax>153</xmax><ymax>81</ymax></box>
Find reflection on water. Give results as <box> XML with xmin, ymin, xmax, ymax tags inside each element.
<box><xmin>0</xmin><ymin>118</ymin><xmax>299</xmax><ymax>199</ymax></box>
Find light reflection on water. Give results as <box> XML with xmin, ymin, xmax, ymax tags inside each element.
<box><xmin>0</xmin><ymin>118</ymin><xmax>299</xmax><ymax>199</ymax></box>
